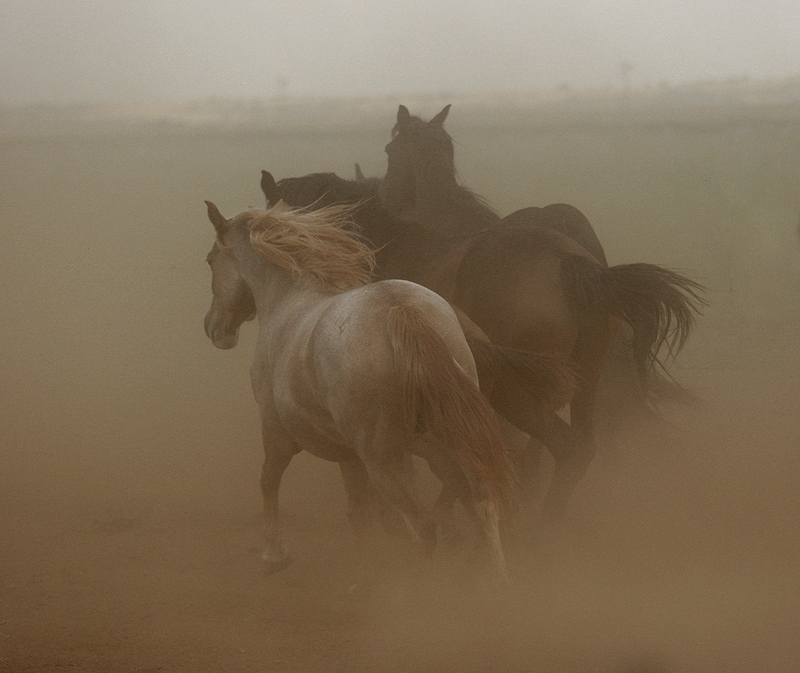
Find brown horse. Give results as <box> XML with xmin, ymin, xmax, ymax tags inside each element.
<box><xmin>380</xmin><ymin>104</ymin><xmax>608</xmax><ymax>264</ymax></box>
<box><xmin>260</xmin><ymin>170</ymin><xmax>704</xmax><ymax>518</ymax></box>
<box><xmin>380</xmin><ymin>105</ymin><xmax>708</xmax><ymax>424</ymax></box>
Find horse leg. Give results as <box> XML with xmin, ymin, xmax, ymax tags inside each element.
<box><xmin>363</xmin><ymin>459</ymin><xmax>437</xmax><ymax>558</ymax></box>
<box><xmin>482</xmin><ymin>380</ymin><xmax>586</xmax><ymax>519</ymax></box>
<box><xmin>260</xmin><ymin>443</ymin><xmax>296</xmax><ymax>574</ymax></box>
<box><xmin>537</xmin><ymin>414</ymin><xmax>594</xmax><ymax>519</ymax></box>
<box><xmin>432</xmin><ymin>484</ymin><xmax>461</xmax><ymax>547</ymax></box>
<box><xmin>473</xmin><ymin>498</ymin><xmax>510</xmax><ymax>586</ymax></box>
<box><xmin>422</xmin><ymin>446</ymin><xmax>511</xmax><ymax>585</ymax></box>
<box><xmin>339</xmin><ymin>458</ymin><xmax>381</xmax><ymax>595</ymax></box>
<box><xmin>540</xmin><ymin>320</ymin><xmax>615</xmax><ymax>519</ymax></box>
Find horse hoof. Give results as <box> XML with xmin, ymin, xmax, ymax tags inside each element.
<box><xmin>262</xmin><ymin>552</ymin><xmax>293</xmax><ymax>575</ymax></box>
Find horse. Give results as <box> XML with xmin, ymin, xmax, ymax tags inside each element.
<box><xmin>380</xmin><ymin>104</ymin><xmax>608</xmax><ymax>265</ymax></box>
<box><xmin>201</xmin><ymin>199</ymin><xmax>524</xmax><ymax>587</ymax></box>
<box><xmin>259</xmin><ymin>171</ymin><xmax>705</xmax><ymax>519</ymax></box>
<box><xmin>379</xmin><ymin>104</ymin><xmax>707</xmax><ymax>432</ymax></box>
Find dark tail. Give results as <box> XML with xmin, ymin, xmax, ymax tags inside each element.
<box><xmin>466</xmin><ymin>336</ymin><xmax>577</xmax><ymax>412</ymax></box>
<box><xmin>562</xmin><ymin>256</ymin><xmax>706</xmax><ymax>380</ymax></box>
<box><xmin>386</xmin><ymin>305</ymin><xmax>517</xmax><ymax>514</ymax></box>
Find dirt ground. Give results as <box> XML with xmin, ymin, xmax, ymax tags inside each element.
<box><xmin>5</xmin><ymin>321</ymin><xmax>799</xmax><ymax>673</ymax></box>
<box><xmin>1</xmin><ymin>97</ymin><xmax>799</xmax><ymax>672</ymax></box>
<box><xmin>2</xmin><ymin>334</ymin><xmax>799</xmax><ymax>673</ymax></box>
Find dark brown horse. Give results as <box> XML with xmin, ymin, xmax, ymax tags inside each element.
<box><xmin>380</xmin><ymin>104</ymin><xmax>608</xmax><ymax>265</ymax></box>
<box><xmin>260</xmin><ymin>169</ymin><xmax>704</xmax><ymax>518</ymax></box>
<box><xmin>381</xmin><ymin>105</ymin><xmax>708</xmax><ymax>420</ymax></box>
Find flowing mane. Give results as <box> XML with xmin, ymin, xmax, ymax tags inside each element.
<box><xmin>241</xmin><ymin>202</ymin><xmax>376</xmax><ymax>290</ymax></box>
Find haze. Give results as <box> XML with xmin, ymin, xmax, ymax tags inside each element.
<box><xmin>2</xmin><ymin>1</ymin><xmax>800</xmax><ymax>671</ymax></box>
<box><xmin>3</xmin><ymin>0</ymin><xmax>800</xmax><ymax>106</ymax></box>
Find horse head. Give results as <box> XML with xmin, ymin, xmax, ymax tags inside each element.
<box><xmin>203</xmin><ymin>201</ymin><xmax>256</xmax><ymax>349</ymax></box>
<box><xmin>380</xmin><ymin>105</ymin><xmax>456</xmax><ymax>217</ymax></box>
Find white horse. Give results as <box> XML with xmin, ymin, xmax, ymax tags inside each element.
<box><xmin>202</xmin><ymin>200</ymin><xmax>517</xmax><ymax>587</ymax></box>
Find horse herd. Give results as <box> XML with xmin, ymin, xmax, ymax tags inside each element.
<box><xmin>202</xmin><ymin>105</ymin><xmax>705</xmax><ymax>589</ymax></box>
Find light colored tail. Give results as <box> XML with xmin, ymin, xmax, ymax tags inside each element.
<box><xmin>386</xmin><ymin>304</ymin><xmax>516</xmax><ymax>515</ymax></box>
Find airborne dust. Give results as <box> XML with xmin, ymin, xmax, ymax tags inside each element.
<box><xmin>1</xmin><ymin>90</ymin><xmax>799</xmax><ymax>672</ymax></box>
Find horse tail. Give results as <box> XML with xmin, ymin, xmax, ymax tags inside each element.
<box><xmin>465</xmin><ymin>336</ymin><xmax>577</xmax><ymax>412</ymax></box>
<box><xmin>562</xmin><ymin>256</ymin><xmax>706</xmax><ymax>380</ymax></box>
<box><xmin>386</xmin><ymin>304</ymin><xmax>517</xmax><ymax>514</ymax></box>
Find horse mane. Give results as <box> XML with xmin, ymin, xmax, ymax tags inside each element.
<box><xmin>242</xmin><ymin>201</ymin><xmax>376</xmax><ymax>291</ymax></box>
<box><xmin>273</xmin><ymin>172</ymin><xmax>403</xmax><ymax>250</ymax></box>
<box><xmin>416</xmin><ymin>161</ymin><xmax>501</xmax><ymax>235</ymax></box>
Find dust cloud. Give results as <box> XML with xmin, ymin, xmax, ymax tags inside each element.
<box><xmin>1</xmin><ymin>90</ymin><xmax>799</xmax><ymax>672</ymax></box>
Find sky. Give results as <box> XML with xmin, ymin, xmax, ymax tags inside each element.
<box><xmin>2</xmin><ymin>0</ymin><xmax>799</xmax><ymax>106</ymax></box>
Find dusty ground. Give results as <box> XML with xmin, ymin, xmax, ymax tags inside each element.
<box><xmin>1</xmin><ymin>96</ymin><xmax>799</xmax><ymax>672</ymax></box>
<box><xmin>2</xmin><ymin>336</ymin><xmax>799</xmax><ymax>673</ymax></box>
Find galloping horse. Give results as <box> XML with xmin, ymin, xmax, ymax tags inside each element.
<box><xmin>202</xmin><ymin>200</ymin><xmax>521</xmax><ymax>585</ymax></box>
<box><xmin>260</xmin><ymin>171</ymin><xmax>704</xmax><ymax>518</ymax></box>
<box><xmin>379</xmin><ymin>104</ymin><xmax>706</xmax><ymax>425</ymax></box>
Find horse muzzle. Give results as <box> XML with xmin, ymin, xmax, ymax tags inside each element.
<box><xmin>204</xmin><ymin>305</ymin><xmax>240</xmax><ymax>350</ymax></box>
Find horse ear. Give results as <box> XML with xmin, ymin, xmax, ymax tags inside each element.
<box><xmin>429</xmin><ymin>104</ymin><xmax>451</xmax><ymax>127</ymax></box>
<box><xmin>354</xmin><ymin>163</ymin><xmax>365</xmax><ymax>181</ymax></box>
<box><xmin>205</xmin><ymin>201</ymin><xmax>227</xmax><ymax>238</ymax></box>
<box><xmin>397</xmin><ymin>105</ymin><xmax>411</xmax><ymax>125</ymax></box>
<box><xmin>260</xmin><ymin>170</ymin><xmax>278</xmax><ymax>204</ymax></box>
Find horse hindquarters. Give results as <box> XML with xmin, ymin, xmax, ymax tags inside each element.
<box><xmin>501</xmin><ymin>204</ymin><xmax>608</xmax><ymax>267</ymax></box>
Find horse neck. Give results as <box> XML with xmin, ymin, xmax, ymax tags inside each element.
<box><xmin>230</xmin><ymin>239</ymin><xmax>323</xmax><ymax>327</ymax></box>
<box><xmin>411</xmin><ymin>162</ymin><xmax>499</xmax><ymax>236</ymax></box>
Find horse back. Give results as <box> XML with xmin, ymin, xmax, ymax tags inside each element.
<box><xmin>311</xmin><ymin>279</ymin><xmax>474</xmax><ymax>394</ymax></box>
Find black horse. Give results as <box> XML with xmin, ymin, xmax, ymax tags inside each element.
<box><xmin>385</xmin><ymin>105</ymin><xmax>710</xmax><ymax>424</ymax></box>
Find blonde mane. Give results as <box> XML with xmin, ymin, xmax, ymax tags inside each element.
<box><xmin>240</xmin><ymin>201</ymin><xmax>376</xmax><ymax>290</ymax></box>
